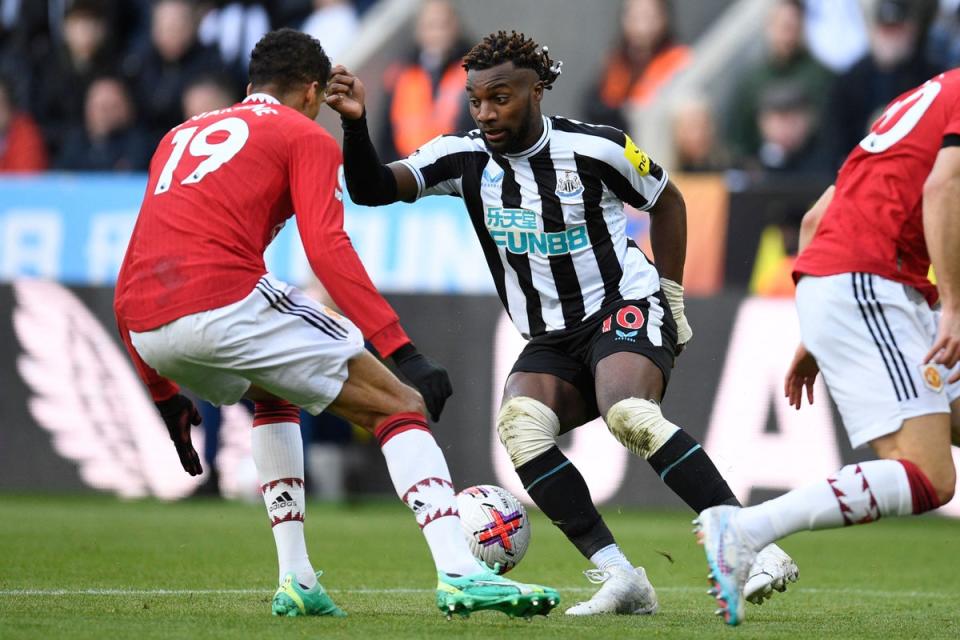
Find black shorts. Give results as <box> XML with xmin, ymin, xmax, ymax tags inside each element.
<box><xmin>509</xmin><ymin>293</ymin><xmax>678</xmax><ymax>418</ymax></box>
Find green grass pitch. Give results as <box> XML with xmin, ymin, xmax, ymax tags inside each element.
<box><xmin>1</xmin><ymin>495</ymin><xmax>958</xmax><ymax>639</ymax></box>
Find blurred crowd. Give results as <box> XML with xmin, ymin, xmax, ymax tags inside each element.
<box><xmin>0</xmin><ymin>0</ymin><xmax>374</xmax><ymax>172</ymax></box>
<box><xmin>1</xmin><ymin>0</ymin><xmax>958</xmax><ymax>178</ymax></box>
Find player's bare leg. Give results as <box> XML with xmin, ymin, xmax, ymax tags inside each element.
<box><xmin>593</xmin><ymin>352</ymin><xmax>798</xmax><ymax>609</ymax></box>
<box><xmin>498</xmin><ymin>372</ymin><xmax>658</xmax><ymax>615</ymax></box>
<box><xmin>950</xmin><ymin>398</ymin><xmax>960</xmax><ymax>446</ymax></box>
<box><xmin>327</xmin><ymin>351</ymin><xmax>559</xmax><ymax>618</ymax></box>
<box><xmin>701</xmin><ymin>412</ymin><xmax>954</xmax><ymax>625</ymax></box>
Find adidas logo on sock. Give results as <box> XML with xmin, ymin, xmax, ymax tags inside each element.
<box><xmin>269</xmin><ymin>491</ymin><xmax>295</xmax><ymax>512</ymax></box>
<box><xmin>411</xmin><ymin>499</ymin><xmax>431</xmax><ymax>515</ymax></box>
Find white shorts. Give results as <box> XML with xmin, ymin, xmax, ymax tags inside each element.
<box><xmin>797</xmin><ymin>273</ymin><xmax>960</xmax><ymax>448</ymax></box>
<box><xmin>130</xmin><ymin>274</ymin><xmax>365</xmax><ymax>414</ymax></box>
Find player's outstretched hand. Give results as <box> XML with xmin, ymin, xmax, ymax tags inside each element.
<box><xmin>325</xmin><ymin>64</ymin><xmax>366</xmax><ymax>120</ymax></box>
<box><xmin>784</xmin><ymin>344</ymin><xmax>819</xmax><ymax>410</ymax></box>
<box><xmin>155</xmin><ymin>394</ymin><xmax>203</xmax><ymax>476</ymax></box>
<box><xmin>925</xmin><ymin>309</ymin><xmax>960</xmax><ymax>384</ymax></box>
<box><xmin>392</xmin><ymin>344</ymin><xmax>453</xmax><ymax>421</ymax></box>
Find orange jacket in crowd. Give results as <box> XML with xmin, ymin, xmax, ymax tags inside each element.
<box><xmin>599</xmin><ymin>43</ymin><xmax>691</xmax><ymax>109</ymax></box>
<box><xmin>381</xmin><ymin>47</ymin><xmax>475</xmax><ymax>160</ymax></box>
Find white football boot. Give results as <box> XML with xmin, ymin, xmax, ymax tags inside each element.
<box><xmin>744</xmin><ymin>543</ymin><xmax>799</xmax><ymax>604</ymax></box>
<box><xmin>564</xmin><ymin>565</ymin><xmax>659</xmax><ymax>615</ymax></box>
<box><xmin>694</xmin><ymin>505</ymin><xmax>756</xmax><ymax>626</ymax></box>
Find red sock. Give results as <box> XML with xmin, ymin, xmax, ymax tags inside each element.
<box><xmin>374</xmin><ymin>411</ymin><xmax>430</xmax><ymax>446</ymax></box>
<box><xmin>898</xmin><ymin>459</ymin><xmax>941</xmax><ymax>514</ymax></box>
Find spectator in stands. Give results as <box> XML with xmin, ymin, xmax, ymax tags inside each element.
<box><xmin>802</xmin><ymin>0</ymin><xmax>869</xmax><ymax>74</ymax></box>
<box><xmin>124</xmin><ymin>0</ymin><xmax>224</xmax><ymax>138</ymax></box>
<box><xmin>197</xmin><ymin>1</ymin><xmax>270</xmax><ymax>84</ymax></box>
<box><xmin>825</xmin><ymin>0</ymin><xmax>939</xmax><ymax>167</ymax></box>
<box><xmin>671</xmin><ymin>94</ymin><xmax>727</xmax><ymax>173</ymax></box>
<box><xmin>32</xmin><ymin>0</ymin><xmax>116</xmax><ymax>157</ymax></box>
<box><xmin>181</xmin><ymin>74</ymin><xmax>239</xmax><ymax>118</ymax></box>
<box><xmin>0</xmin><ymin>0</ymin><xmax>49</xmax><ymax>107</ymax></box>
<box><xmin>301</xmin><ymin>0</ymin><xmax>360</xmax><ymax>62</ymax></box>
<box><xmin>378</xmin><ymin>0</ymin><xmax>473</xmax><ymax>161</ymax></box>
<box><xmin>0</xmin><ymin>76</ymin><xmax>47</xmax><ymax>172</ymax></box>
<box><xmin>749</xmin><ymin>81</ymin><xmax>831</xmax><ymax>176</ymax></box>
<box><xmin>583</xmin><ymin>0</ymin><xmax>690</xmax><ymax>130</ymax></box>
<box><xmin>56</xmin><ymin>75</ymin><xmax>152</xmax><ymax>171</ymax></box>
<box><xmin>927</xmin><ymin>0</ymin><xmax>960</xmax><ymax>70</ymax></box>
<box><xmin>726</xmin><ymin>0</ymin><xmax>832</xmax><ymax>165</ymax></box>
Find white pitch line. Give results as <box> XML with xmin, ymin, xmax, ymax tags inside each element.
<box><xmin>0</xmin><ymin>587</ymin><xmax>956</xmax><ymax>599</ymax></box>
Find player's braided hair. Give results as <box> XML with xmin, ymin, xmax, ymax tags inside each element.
<box><xmin>462</xmin><ymin>31</ymin><xmax>563</xmax><ymax>90</ymax></box>
<box><xmin>248</xmin><ymin>28</ymin><xmax>331</xmax><ymax>93</ymax></box>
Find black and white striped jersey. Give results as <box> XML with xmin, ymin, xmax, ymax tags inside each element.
<box><xmin>398</xmin><ymin>115</ymin><xmax>669</xmax><ymax>338</ymax></box>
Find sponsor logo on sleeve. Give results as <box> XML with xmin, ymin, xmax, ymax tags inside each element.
<box><xmin>623</xmin><ymin>134</ymin><xmax>651</xmax><ymax>176</ymax></box>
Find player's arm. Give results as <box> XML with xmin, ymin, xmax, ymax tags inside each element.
<box><xmin>647</xmin><ymin>180</ymin><xmax>693</xmax><ymax>351</ymax></box>
<box><xmin>647</xmin><ymin>180</ymin><xmax>686</xmax><ymax>285</ymax></box>
<box><xmin>116</xmin><ymin>318</ymin><xmax>203</xmax><ymax>475</ymax></box>
<box><xmin>798</xmin><ymin>184</ymin><xmax>835</xmax><ymax>253</ymax></box>
<box><xmin>290</xmin><ymin>132</ymin><xmax>452</xmax><ymax>419</ymax></box>
<box><xmin>597</xmin><ymin>130</ymin><xmax>692</xmax><ymax>349</ymax></box>
<box><xmin>783</xmin><ymin>186</ymin><xmax>835</xmax><ymax>408</ymax></box>
<box><xmin>923</xmin><ymin>145</ymin><xmax>960</xmax><ymax>380</ymax></box>
<box><xmin>325</xmin><ymin>65</ymin><xmax>420</xmax><ymax>204</ymax></box>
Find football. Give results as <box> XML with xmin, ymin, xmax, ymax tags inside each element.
<box><xmin>456</xmin><ymin>484</ymin><xmax>530</xmax><ymax>574</ymax></box>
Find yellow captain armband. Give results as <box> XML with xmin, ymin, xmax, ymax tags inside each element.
<box><xmin>623</xmin><ymin>133</ymin><xmax>651</xmax><ymax>177</ymax></box>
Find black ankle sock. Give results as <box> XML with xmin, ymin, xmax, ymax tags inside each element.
<box><xmin>516</xmin><ymin>446</ymin><xmax>615</xmax><ymax>559</ymax></box>
<box><xmin>647</xmin><ymin>430</ymin><xmax>740</xmax><ymax>512</ymax></box>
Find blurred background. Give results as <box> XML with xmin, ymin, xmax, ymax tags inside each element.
<box><xmin>0</xmin><ymin>0</ymin><xmax>957</xmax><ymax>516</ymax></box>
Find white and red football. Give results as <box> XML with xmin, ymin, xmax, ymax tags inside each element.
<box><xmin>456</xmin><ymin>484</ymin><xmax>531</xmax><ymax>574</ymax></box>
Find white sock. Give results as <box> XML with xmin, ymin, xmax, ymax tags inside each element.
<box><xmin>590</xmin><ymin>543</ymin><xmax>633</xmax><ymax>571</ymax></box>
<box><xmin>252</xmin><ymin>420</ymin><xmax>317</xmax><ymax>588</ymax></box>
<box><xmin>736</xmin><ymin>460</ymin><xmax>914</xmax><ymax>550</ymax></box>
<box><xmin>377</xmin><ymin>416</ymin><xmax>482</xmax><ymax>576</ymax></box>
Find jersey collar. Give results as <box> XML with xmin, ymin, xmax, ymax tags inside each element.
<box><xmin>502</xmin><ymin>116</ymin><xmax>551</xmax><ymax>159</ymax></box>
<box><xmin>242</xmin><ymin>93</ymin><xmax>281</xmax><ymax>105</ymax></box>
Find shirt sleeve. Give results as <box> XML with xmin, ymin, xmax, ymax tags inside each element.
<box><xmin>596</xmin><ymin>130</ymin><xmax>669</xmax><ymax>211</ymax></box>
<box><xmin>289</xmin><ymin>128</ymin><xmax>410</xmax><ymax>357</ymax></box>
<box><xmin>944</xmin><ymin>85</ymin><xmax>960</xmax><ymax>138</ymax></box>
<box><xmin>395</xmin><ymin>133</ymin><xmax>476</xmax><ymax>201</ymax></box>
<box><xmin>116</xmin><ymin>317</ymin><xmax>180</xmax><ymax>402</ymax></box>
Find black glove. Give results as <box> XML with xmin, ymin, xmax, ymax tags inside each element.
<box><xmin>391</xmin><ymin>343</ymin><xmax>453</xmax><ymax>421</ymax></box>
<box><xmin>155</xmin><ymin>394</ymin><xmax>203</xmax><ymax>476</ymax></box>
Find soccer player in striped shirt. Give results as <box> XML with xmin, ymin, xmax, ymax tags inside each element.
<box><xmin>328</xmin><ymin>30</ymin><xmax>798</xmax><ymax>615</ymax></box>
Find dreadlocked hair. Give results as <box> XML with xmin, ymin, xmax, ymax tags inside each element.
<box><xmin>462</xmin><ymin>31</ymin><xmax>563</xmax><ymax>90</ymax></box>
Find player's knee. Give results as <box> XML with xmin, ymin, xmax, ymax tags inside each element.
<box><xmin>934</xmin><ymin>465</ymin><xmax>956</xmax><ymax>506</ymax></box>
<box><xmin>496</xmin><ymin>397</ymin><xmax>560</xmax><ymax>468</ymax></box>
<box><xmin>605</xmin><ymin>397</ymin><xmax>679</xmax><ymax>459</ymax></box>
<box><xmin>396</xmin><ymin>385</ymin><xmax>427</xmax><ymax>417</ymax></box>
<box><xmin>902</xmin><ymin>457</ymin><xmax>956</xmax><ymax>509</ymax></box>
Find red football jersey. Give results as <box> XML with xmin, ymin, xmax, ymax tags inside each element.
<box><xmin>794</xmin><ymin>70</ymin><xmax>960</xmax><ymax>305</ymax></box>
<box><xmin>115</xmin><ymin>94</ymin><xmax>409</xmax><ymax>400</ymax></box>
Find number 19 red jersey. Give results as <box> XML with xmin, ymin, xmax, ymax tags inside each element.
<box><xmin>794</xmin><ymin>70</ymin><xmax>960</xmax><ymax>306</ymax></box>
<box><xmin>115</xmin><ymin>94</ymin><xmax>409</xmax><ymax>399</ymax></box>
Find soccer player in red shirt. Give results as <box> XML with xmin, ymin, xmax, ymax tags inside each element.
<box><xmin>114</xmin><ymin>29</ymin><xmax>558</xmax><ymax>619</ymax></box>
<box><xmin>696</xmin><ymin>70</ymin><xmax>960</xmax><ymax>625</ymax></box>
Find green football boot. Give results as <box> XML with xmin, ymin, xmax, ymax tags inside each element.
<box><xmin>436</xmin><ymin>568</ymin><xmax>560</xmax><ymax>619</ymax></box>
<box><xmin>271</xmin><ymin>572</ymin><xmax>347</xmax><ymax>617</ymax></box>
